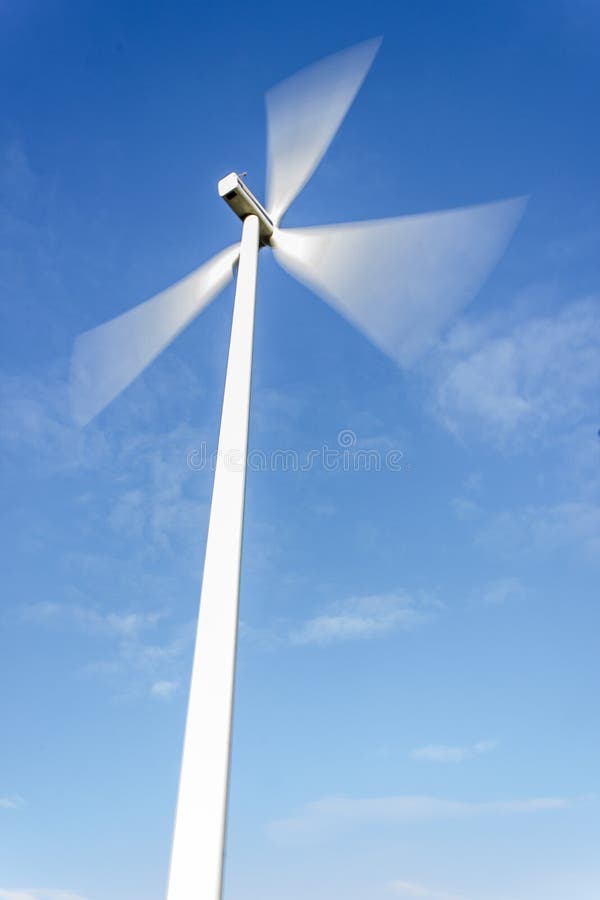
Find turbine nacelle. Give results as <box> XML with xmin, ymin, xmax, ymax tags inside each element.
<box><xmin>218</xmin><ymin>172</ymin><xmax>274</xmax><ymax>246</ymax></box>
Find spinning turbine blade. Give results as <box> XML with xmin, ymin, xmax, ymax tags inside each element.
<box><xmin>272</xmin><ymin>197</ymin><xmax>526</xmax><ymax>365</ymax></box>
<box><xmin>70</xmin><ymin>244</ymin><xmax>238</xmax><ymax>425</ymax></box>
<box><xmin>265</xmin><ymin>37</ymin><xmax>381</xmax><ymax>226</ymax></box>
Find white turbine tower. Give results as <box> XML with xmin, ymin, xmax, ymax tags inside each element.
<box><xmin>70</xmin><ymin>37</ymin><xmax>525</xmax><ymax>900</ymax></box>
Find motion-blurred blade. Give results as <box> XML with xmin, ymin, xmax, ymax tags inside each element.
<box><xmin>265</xmin><ymin>37</ymin><xmax>381</xmax><ymax>227</ymax></box>
<box><xmin>70</xmin><ymin>244</ymin><xmax>239</xmax><ymax>425</ymax></box>
<box><xmin>272</xmin><ymin>198</ymin><xmax>526</xmax><ymax>366</ymax></box>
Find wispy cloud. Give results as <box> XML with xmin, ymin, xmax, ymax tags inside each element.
<box><xmin>0</xmin><ymin>796</ymin><xmax>24</xmax><ymax>810</ymax></box>
<box><xmin>0</xmin><ymin>366</ymin><xmax>213</xmax><ymax>556</ymax></box>
<box><xmin>86</xmin><ymin>621</ymin><xmax>193</xmax><ymax>701</ymax></box>
<box><xmin>150</xmin><ymin>679</ymin><xmax>179</xmax><ymax>699</ymax></box>
<box><xmin>0</xmin><ymin>374</ymin><xmax>108</xmax><ymax>472</ymax></box>
<box><xmin>24</xmin><ymin>601</ymin><xmax>165</xmax><ymax>638</ymax></box>
<box><xmin>450</xmin><ymin>496</ymin><xmax>481</xmax><ymax>522</ymax></box>
<box><xmin>104</xmin><ymin>418</ymin><xmax>212</xmax><ymax>556</ymax></box>
<box><xmin>268</xmin><ymin>793</ymin><xmax>573</xmax><ymax>843</ymax></box>
<box><xmin>23</xmin><ymin>601</ymin><xmax>192</xmax><ymax>700</ymax></box>
<box><xmin>290</xmin><ymin>592</ymin><xmax>437</xmax><ymax>645</ymax></box>
<box><xmin>411</xmin><ymin>740</ymin><xmax>497</xmax><ymax>763</ymax></box>
<box><xmin>433</xmin><ymin>299</ymin><xmax>600</xmax><ymax>445</ymax></box>
<box><xmin>0</xmin><ymin>137</ymin><xmax>69</xmax><ymax>332</ymax></box>
<box><xmin>479</xmin><ymin>577</ymin><xmax>525</xmax><ymax>606</ymax></box>
<box><xmin>480</xmin><ymin>502</ymin><xmax>600</xmax><ymax>560</ymax></box>
<box><xmin>388</xmin><ymin>880</ymin><xmax>467</xmax><ymax>900</ymax></box>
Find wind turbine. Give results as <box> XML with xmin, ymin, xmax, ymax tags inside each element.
<box><xmin>70</xmin><ymin>37</ymin><xmax>525</xmax><ymax>900</ymax></box>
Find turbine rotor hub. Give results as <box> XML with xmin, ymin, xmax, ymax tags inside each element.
<box><xmin>218</xmin><ymin>172</ymin><xmax>273</xmax><ymax>246</ymax></box>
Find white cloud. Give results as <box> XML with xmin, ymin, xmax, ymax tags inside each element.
<box><xmin>150</xmin><ymin>679</ymin><xmax>179</xmax><ymax>699</ymax></box>
<box><xmin>0</xmin><ymin>892</ymin><xmax>89</xmax><ymax>900</ymax></box>
<box><xmin>290</xmin><ymin>592</ymin><xmax>435</xmax><ymax>645</ymax></box>
<box><xmin>268</xmin><ymin>793</ymin><xmax>572</xmax><ymax>843</ymax></box>
<box><xmin>24</xmin><ymin>601</ymin><xmax>193</xmax><ymax>700</ymax></box>
<box><xmin>240</xmin><ymin>592</ymin><xmax>439</xmax><ymax>650</ymax></box>
<box><xmin>433</xmin><ymin>299</ymin><xmax>600</xmax><ymax>444</ymax></box>
<box><xmin>411</xmin><ymin>740</ymin><xmax>497</xmax><ymax>763</ymax></box>
<box><xmin>86</xmin><ymin>621</ymin><xmax>194</xmax><ymax>700</ymax></box>
<box><xmin>388</xmin><ymin>880</ymin><xmax>467</xmax><ymax>900</ymax></box>
<box><xmin>24</xmin><ymin>602</ymin><xmax>164</xmax><ymax>639</ymax></box>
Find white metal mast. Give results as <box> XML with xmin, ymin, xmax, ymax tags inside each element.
<box><xmin>166</xmin><ymin>212</ymin><xmax>260</xmax><ymax>900</ymax></box>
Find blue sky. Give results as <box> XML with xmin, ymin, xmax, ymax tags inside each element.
<box><xmin>1</xmin><ymin>2</ymin><xmax>599</xmax><ymax>899</ymax></box>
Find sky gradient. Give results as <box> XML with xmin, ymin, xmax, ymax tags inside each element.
<box><xmin>1</xmin><ymin>2</ymin><xmax>599</xmax><ymax>899</ymax></box>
